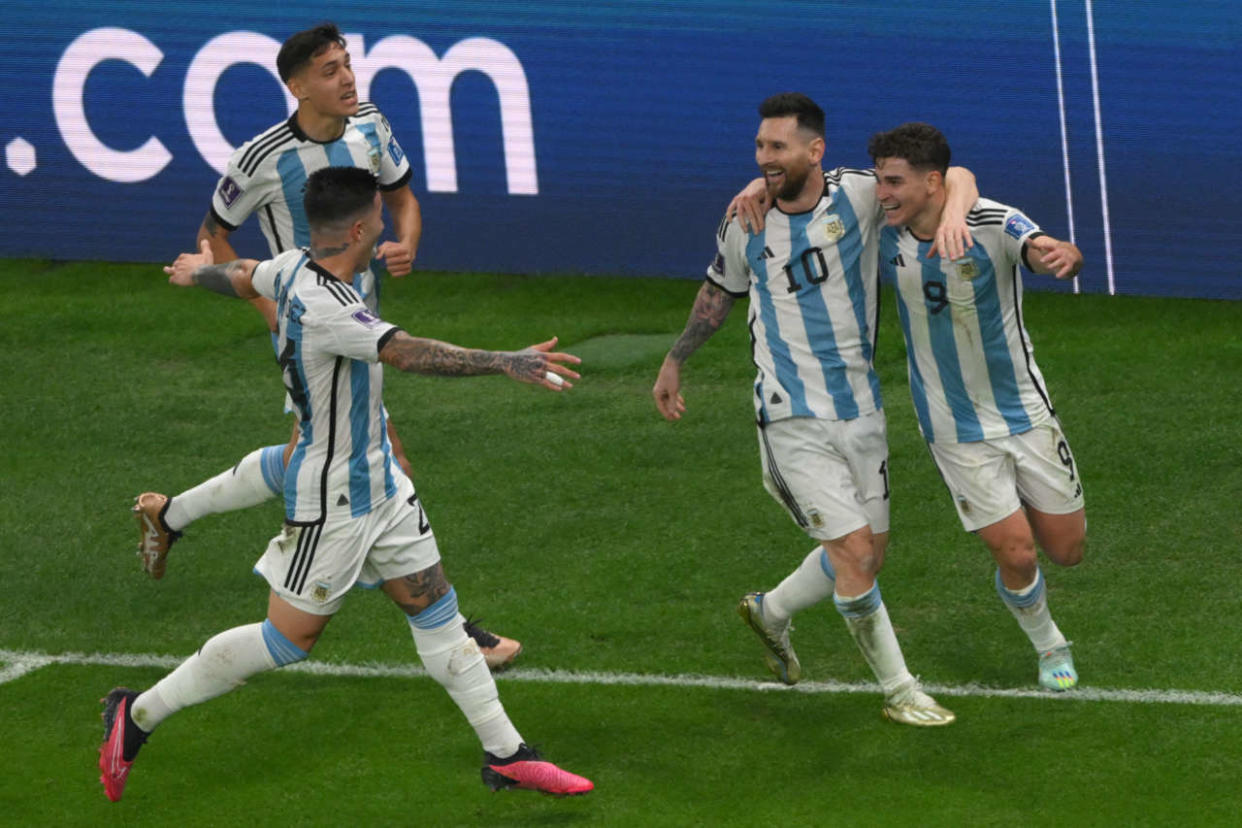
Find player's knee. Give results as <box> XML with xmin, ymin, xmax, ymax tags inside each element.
<box><xmin>825</xmin><ymin>528</ymin><xmax>881</xmax><ymax>577</ymax></box>
<box><xmin>1048</xmin><ymin>534</ymin><xmax>1085</xmax><ymax>568</ymax></box>
<box><xmin>990</xmin><ymin>538</ymin><xmax>1038</xmax><ymax>579</ymax></box>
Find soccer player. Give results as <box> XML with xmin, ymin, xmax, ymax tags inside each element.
<box><xmin>653</xmin><ymin>93</ymin><xmax>978</xmax><ymax>725</ymax></box>
<box><xmin>130</xmin><ymin>23</ymin><xmax>520</xmax><ymax>667</ymax></box>
<box><xmin>868</xmin><ymin>122</ymin><xmax>1084</xmax><ymax>690</ymax></box>
<box><xmin>99</xmin><ymin>167</ymin><xmax>591</xmax><ymax>803</ymax></box>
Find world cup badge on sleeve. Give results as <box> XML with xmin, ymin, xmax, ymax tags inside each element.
<box><xmin>217</xmin><ymin>176</ymin><xmax>243</xmax><ymax>207</ymax></box>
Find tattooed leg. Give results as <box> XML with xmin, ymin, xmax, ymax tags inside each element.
<box><xmin>382</xmin><ymin>561</ymin><xmax>451</xmax><ymax>615</ymax></box>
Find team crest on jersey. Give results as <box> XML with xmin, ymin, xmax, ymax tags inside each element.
<box><xmin>366</xmin><ymin>145</ymin><xmax>382</xmax><ymax>174</ymax></box>
<box><xmin>311</xmin><ymin>581</ymin><xmax>332</xmax><ymax>604</ymax></box>
<box><xmin>806</xmin><ymin>508</ymin><xmax>825</xmax><ymax>529</ymax></box>
<box><xmin>217</xmin><ymin>176</ymin><xmax>242</xmax><ymax>207</ymax></box>
<box><xmin>1004</xmin><ymin>213</ymin><xmax>1036</xmax><ymax>240</ymax></box>
<box><xmin>956</xmin><ymin>260</ymin><xmax>978</xmax><ymax>280</ymax></box>
<box><xmin>822</xmin><ymin>214</ymin><xmax>845</xmax><ymax>243</ymax></box>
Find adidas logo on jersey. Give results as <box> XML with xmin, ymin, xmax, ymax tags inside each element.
<box><xmin>889</xmin><ymin>254</ymin><xmax>906</xmax><ymax>267</ymax></box>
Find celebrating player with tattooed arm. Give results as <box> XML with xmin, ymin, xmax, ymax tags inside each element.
<box><xmin>97</xmin><ymin>166</ymin><xmax>589</xmax><ymax>804</ymax></box>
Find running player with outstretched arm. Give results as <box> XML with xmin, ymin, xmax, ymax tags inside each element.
<box><xmin>130</xmin><ymin>22</ymin><xmax>520</xmax><ymax>667</ymax></box>
<box><xmin>99</xmin><ymin>167</ymin><xmax>590</xmax><ymax>803</ymax></box>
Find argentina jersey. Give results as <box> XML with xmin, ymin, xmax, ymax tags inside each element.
<box><xmin>881</xmin><ymin>197</ymin><xmax>1056</xmax><ymax>444</ymax></box>
<box><xmin>251</xmin><ymin>249</ymin><xmax>404</xmax><ymax>523</ymax></box>
<box><xmin>210</xmin><ymin>102</ymin><xmax>411</xmax><ymax>309</ymax></box>
<box><xmin>708</xmin><ymin>167</ymin><xmax>884</xmax><ymax>423</ymax></box>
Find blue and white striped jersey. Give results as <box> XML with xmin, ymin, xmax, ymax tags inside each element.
<box><xmin>210</xmin><ymin>103</ymin><xmax>411</xmax><ymax>311</ymax></box>
<box><xmin>881</xmin><ymin>197</ymin><xmax>1055</xmax><ymax>444</ymax></box>
<box><xmin>708</xmin><ymin>167</ymin><xmax>884</xmax><ymax>423</ymax></box>
<box><xmin>252</xmin><ymin>249</ymin><xmax>403</xmax><ymax>523</ymax></box>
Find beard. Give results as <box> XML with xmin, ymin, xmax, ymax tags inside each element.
<box><xmin>776</xmin><ymin>166</ymin><xmax>811</xmax><ymax>201</ymax></box>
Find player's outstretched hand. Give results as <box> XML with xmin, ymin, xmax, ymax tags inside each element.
<box><xmin>1028</xmin><ymin>235</ymin><xmax>1083</xmax><ymax>279</ymax></box>
<box><xmin>652</xmin><ymin>357</ymin><xmax>686</xmax><ymax>421</ymax></box>
<box><xmin>163</xmin><ymin>239</ymin><xmax>214</xmax><ymax>286</ymax></box>
<box><xmin>727</xmin><ymin>178</ymin><xmax>772</xmax><ymax>235</ymax></box>
<box><xmin>504</xmin><ymin>336</ymin><xmax>582</xmax><ymax>391</ymax></box>
<box><xmin>376</xmin><ymin>240</ymin><xmax>415</xmax><ymax>277</ymax></box>
<box><xmin>927</xmin><ymin>208</ymin><xmax>974</xmax><ymax>262</ymax></box>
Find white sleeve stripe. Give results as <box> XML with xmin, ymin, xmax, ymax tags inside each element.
<box><xmin>236</xmin><ymin>121</ymin><xmax>293</xmax><ymax>171</ymax></box>
<box><xmin>239</xmin><ymin>129</ymin><xmax>297</xmax><ymax>177</ymax></box>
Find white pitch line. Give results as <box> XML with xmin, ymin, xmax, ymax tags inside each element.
<box><xmin>1084</xmin><ymin>0</ymin><xmax>1116</xmax><ymax>295</ymax></box>
<box><xmin>1048</xmin><ymin>0</ymin><xmax>1080</xmax><ymax>294</ymax></box>
<box><xmin>3</xmin><ymin>648</ymin><xmax>1241</xmax><ymax>708</ymax></box>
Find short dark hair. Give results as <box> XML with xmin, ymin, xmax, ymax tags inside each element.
<box><xmin>277</xmin><ymin>23</ymin><xmax>347</xmax><ymax>82</ymax></box>
<box><xmin>867</xmin><ymin>122</ymin><xmax>951</xmax><ymax>175</ymax></box>
<box><xmin>303</xmin><ymin>167</ymin><xmax>377</xmax><ymax>231</ymax></box>
<box><xmin>758</xmin><ymin>93</ymin><xmax>825</xmax><ymax>139</ymax></box>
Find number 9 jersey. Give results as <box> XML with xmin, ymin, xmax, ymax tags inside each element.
<box><xmin>880</xmin><ymin>197</ymin><xmax>1056</xmax><ymax>445</ymax></box>
<box><xmin>707</xmin><ymin>167</ymin><xmax>885</xmax><ymax>426</ymax></box>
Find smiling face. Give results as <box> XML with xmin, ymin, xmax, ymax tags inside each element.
<box><xmin>874</xmin><ymin>156</ymin><xmax>943</xmax><ymax>233</ymax></box>
<box><xmin>286</xmin><ymin>43</ymin><xmax>358</xmax><ymax>120</ymax></box>
<box><xmin>755</xmin><ymin>115</ymin><xmax>824</xmax><ymax>206</ymax></box>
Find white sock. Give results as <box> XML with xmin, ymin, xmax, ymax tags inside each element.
<box><xmin>834</xmin><ymin>584</ymin><xmax>914</xmax><ymax>696</ymax></box>
<box><xmin>764</xmin><ymin>546</ymin><xmax>836</xmax><ymax>624</ymax></box>
<box><xmin>408</xmin><ymin>588</ymin><xmax>522</xmax><ymax>757</ymax></box>
<box><xmin>995</xmin><ymin>569</ymin><xmax>1067</xmax><ymax>653</ymax></box>
<box><xmin>131</xmin><ymin>622</ymin><xmax>297</xmax><ymax>732</ymax></box>
<box><xmin>164</xmin><ymin>445</ymin><xmax>285</xmax><ymax>532</ymax></box>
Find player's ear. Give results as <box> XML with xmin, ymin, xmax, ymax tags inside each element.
<box><xmin>808</xmin><ymin>136</ymin><xmax>825</xmax><ymax>165</ymax></box>
<box><xmin>286</xmin><ymin>74</ymin><xmax>306</xmax><ymax>101</ymax></box>
<box><xmin>926</xmin><ymin>169</ymin><xmax>944</xmax><ymax>193</ymax></box>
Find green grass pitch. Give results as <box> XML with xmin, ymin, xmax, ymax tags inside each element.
<box><xmin>1</xmin><ymin>259</ymin><xmax>1240</xmax><ymax>825</ymax></box>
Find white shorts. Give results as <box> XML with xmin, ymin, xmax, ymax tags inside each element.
<box><xmin>254</xmin><ymin>474</ymin><xmax>441</xmax><ymax>615</ymax></box>
<box><xmin>929</xmin><ymin>420</ymin><xmax>1085</xmax><ymax>532</ymax></box>
<box><xmin>757</xmin><ymin>411</ymin><xmax>891</xmax><ymax>541</ymax></box>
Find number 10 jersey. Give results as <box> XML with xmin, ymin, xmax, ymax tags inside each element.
<box><xmin>707</xmin><ymin>167</ymin><xmax>885</xmax><ymax>425</ymax></box>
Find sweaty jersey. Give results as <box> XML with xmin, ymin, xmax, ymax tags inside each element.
<box><xmin>210</xmin><ymin>102</ymin><xmax>411</xmax><ymax>309</ymax></box>
<box><xmin>708</xmin><ymin>167</ymin><xmax>884</xmax><ymax>424</ymax></box>
<box><xmin>881</xmin><ymin>198</ymin><xmax>1055</xmax><ymax>444</ymax></box>
<box><xmin>252</xmin><ymin>249</ymin><xmax>403</xmax><ymax>523</ymax></box>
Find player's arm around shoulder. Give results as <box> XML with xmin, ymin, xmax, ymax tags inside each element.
<box><xmin>930</xmin><ymin>166</ymin><xmax>980</xmax><ymax>261</ymax></box>
<box><xmin>1023</xmin><ymin>233</ymin><xmax>1083</xmax><ymax>280</ymax></box>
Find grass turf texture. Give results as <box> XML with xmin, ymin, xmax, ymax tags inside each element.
<box><xmin>1</xmin><ymin>259</ymin><xmax>1240</xmax><ymax>825</ymax></box>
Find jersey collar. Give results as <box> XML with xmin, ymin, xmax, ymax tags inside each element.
<box><xmin>288</xmin><ymin>113</ymin><xmax>348</xmax><ymax>145</ymax></box>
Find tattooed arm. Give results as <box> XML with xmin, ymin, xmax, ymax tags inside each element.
<box><xmin>653</xmin><ymin>280</ymin><xmax>737</xmax><ymax>421</ymax></box>
<box><xmin>379</xmin><ymin>331</ymin><xmax>581</xmax><ymax>390</ymax></box>
<box><xmin>163</xmin><ymin>240</ymin><xmax>260</xmax><ymax>299</ymax></box>
<box><xmin>197</xmin><ymin>210</ymin><xmax>240</xmax><ymax>264</ymax></box>
<box><xmin>198</xmin><ymin>210</ymin><xmax>277</xmax><ymax>330</ymax></box>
